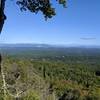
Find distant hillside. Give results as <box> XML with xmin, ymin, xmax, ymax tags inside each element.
<box><xmin>0</xmin><ymin>43</ymin><xmax>100</xmax><ymax>48</ymax></box>
<box><xmin>0</xmin><ymin>44</ymin><xmax>100</xmax><ymax>57</ymax></box>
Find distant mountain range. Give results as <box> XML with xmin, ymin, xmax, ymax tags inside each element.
<box><xmin>0</xmin><ymin>43</ymin><xmax>52</xmax><ymax>48</ymax></box>
<box><xmin>0</xmin><ymin>43</ymin><xmax>100</xmax><ymax>48</ymax></box>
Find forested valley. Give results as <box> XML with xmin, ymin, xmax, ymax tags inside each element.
<box><xmin>0</xmin><ymin>45</ymin><xmax>100</xmax><ymax>100</ymax></box>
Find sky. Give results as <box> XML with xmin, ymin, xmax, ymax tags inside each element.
<box><xmin>0</xmin><ymin>0</ymin><xmax>100</xmax><ymax>45</ymax></box>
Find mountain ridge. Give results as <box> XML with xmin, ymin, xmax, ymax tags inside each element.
<box><xmin>0</xmin><ymin>43</ymin><xmax>100</xmax><ymax>48</ymax></box>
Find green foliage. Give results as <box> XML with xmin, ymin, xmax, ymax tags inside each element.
<box><xmin>24</xmin><ymin>90</ymin><xmax>40</xmax><ymax>100</ymax></box>
<box><xmin>16</xmin><ymin>0</ymin><xmax>67</xmax><ymax>20</ymax></box>
<box><xmin>59</xmin><ymin>89</ymin><xmax>81</xmax><ymax>100</ymax></box>
<box><xmin>1</xmin><ymin>48</ymin><xmax>100</xmax><ymax>99</ymax></box>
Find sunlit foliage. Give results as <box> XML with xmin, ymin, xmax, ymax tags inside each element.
<box><xmin>16</xmin><ymin>0</ymin><xmax>66</xmax><ymax>20</ymax></box>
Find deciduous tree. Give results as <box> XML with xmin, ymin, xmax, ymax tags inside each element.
<box><xmin>0</xmin><ymin>0</ymin><xmax>66</xmax><ymax>33</ymax></box>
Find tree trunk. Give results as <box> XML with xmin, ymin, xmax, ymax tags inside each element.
<box><xmin>0</xmin><ymin>0</ymin><xmax>6</xmax><ymax>33</ymax></box>
<box><xmin>0</xmin><ymin>0</ymin><xmax>6</xmax><ymax>72</ymax></box>
<box><xmin>0</xmin><ymin>1</ymin><xmax>6</xmax><ymax>99</ymax></box>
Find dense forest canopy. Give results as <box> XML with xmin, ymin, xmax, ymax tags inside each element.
<box><xmin>1</xmin><ymin>46</ymin><xmax>100</xmax><ymax>99</ymax></box>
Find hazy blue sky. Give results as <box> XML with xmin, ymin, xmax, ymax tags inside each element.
<box><xmin>0</xmin><ymin>0</ymin><xmax>100</xmax><ymax>45</ymax></box>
